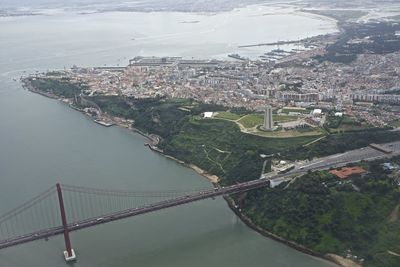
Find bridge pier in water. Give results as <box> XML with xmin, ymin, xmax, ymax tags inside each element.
<box><xmin>56</xmin><ymin>183</ymin><xmax>77</xmax><ymax>262</ymax></box>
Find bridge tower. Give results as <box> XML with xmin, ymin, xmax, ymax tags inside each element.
<box><xmin>56</xmin><ymin>183</ymin><xmax>77</xmax><ymax>262</ymax></box>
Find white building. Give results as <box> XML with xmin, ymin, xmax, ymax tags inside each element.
<box><xmin>202</xmin><ymin>112</ymin><xmax>214</xmax><ymax>118</ymax></box>
<box><xmin>335</xmin><ymin>112</ymin><xmax>343</xmax><ymax>117</ymax></box>
<box><xmin>312</xmin><ymin>109</ymin><xmax>322</xmax><ymax>117</ymax></box>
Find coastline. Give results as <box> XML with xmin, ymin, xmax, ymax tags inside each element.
<box><xmin>24</xmin><ymin>83</ymin><xmax>359</xmax><ymax>267</ymax></box>
<box><xmin>21</xmin><ymin>79</ymin><xmax>60</xmax><ymax>100</ymax></box>
<box><xmin>28</xmin><ymin>88</ymin><xmax>220</xmax><ymax>184</ymax></box>
<box><xmin>147</xmin><ymin>145</ymin><xmax>219</xmax><ymax>184</ymax></box>
<box><xmin>225</xmin><ymin>195</ymin><xmax>360</xmax><ymax>267</ymax></box>
<box><xmin>297</xmin><ymin>9</ymin><xmax>339</xmax><ymax>25</ymax></box>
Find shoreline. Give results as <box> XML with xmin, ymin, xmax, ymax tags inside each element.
<box><xmin>24</xmin><ymin>81</ymin><xmax>359</xmax><ymax>267</ymax></box>
<box><xmin>225</xmin><ymin>196</ymin><xmax>359</xmax><ymax>267</ymax></box>
<box><xmin>147</xmin><ymin>145</ymin><xmax>219</xmax><ymax>184</ymax></box>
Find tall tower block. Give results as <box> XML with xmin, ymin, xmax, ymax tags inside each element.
<box><xmin>263</xmin><ymin>106</ymin><xmax>273</xmax><ymax>131</ymax></box>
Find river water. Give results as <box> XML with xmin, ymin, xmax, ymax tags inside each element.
<box><xmin>0</xmin><ymin>5</ymin><xmax>337</xmax><ymax>267</ymax></box>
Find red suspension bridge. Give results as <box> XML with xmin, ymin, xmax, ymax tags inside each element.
<box><xmin>0</xmin><ymin>178</ymin><xmax>274</xmax><ymax>262</ymax></box>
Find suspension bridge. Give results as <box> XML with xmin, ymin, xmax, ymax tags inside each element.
<box><xmin>0</xmin><ymin>178</ymin><xmax>274</xmax><ymax>262</ymax></box>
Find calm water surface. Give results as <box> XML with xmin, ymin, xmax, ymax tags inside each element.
<box><xmin>0</xmin><ymin>6</ymin><xmax>337</xmax><ymax>267</ymax></box>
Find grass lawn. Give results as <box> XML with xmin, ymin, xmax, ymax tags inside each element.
<box><xmin>164</xmin><ymin>118</ymin><xmax>316</xmax><ymax>183</ymax></box>
<box><xmin>390</xmin><ymin>120</ymin><xmax>400</xmax><ymax>128</ymax></box>
<box><xmin>238</xmin><ymin>114</ymin><xmax>299</xmax><ymax>129</ymax></box>
<box><xmin>329</xmin><ymin>126</ymin><xmax>365</xmax><ymax>133</ymax></box>
<box><xmin>250</xmin><ymin>128</ymin><xmax>324</xmax><ymax>138</ymax></box>
<box><xmin>238</xmin><ymin>114</ymin><xmax>264</xmax><ymax>128</ymax></box>
<box><xmin>214</xmin><ymin>111</ymin><xmax>242</xmax><ymax>121</ymax></box>
<box><xmin>282</xmin><ymin>108</ymin><xmax>309</xmax><ymax>114</ymax></box>
<box><xmin>329</xmin><ymin>116</ymin><xmax>374</xmax><ymax>133</ymax></box>
<box><xmin>274</xmin><ymin>115</ymin><xmax>298</xmax><ymax>122</ymax></box>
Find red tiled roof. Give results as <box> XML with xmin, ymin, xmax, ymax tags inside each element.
<box><xmin>329</xmin><ymin>167</ymin><xmax>367</xmax><ymax>179</ymax></box>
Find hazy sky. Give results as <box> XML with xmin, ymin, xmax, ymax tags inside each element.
<box><xmin>0</xmin><ymin>0</ymin><xmax>333</xmax><ymax>6</ymax></box>
<box><xmin>1</xmin><ymin>0</ymin><xmax>110</xmax><ymax>7</ymax></box>
<box><xmin>0</xmin><ymin>0</ymin><xmax>267</xmax><ymax>10</ymax></box>
<box><xmin>0</xmin><ymin>0</ymin><xmax>396</xmax><ymax>10</ymax></box>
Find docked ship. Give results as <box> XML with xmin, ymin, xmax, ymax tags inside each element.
<box><xmin>228</xmin><ymin>54</ymin><xmax>246</xmax><ymax>61</ymax></box>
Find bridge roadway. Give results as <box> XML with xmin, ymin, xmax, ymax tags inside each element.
<box><xmin>3</xmin><ymin>140</ymin><xmax>400</xmax><ymax>250</ymax></box>
<box><xmin>292</xmin><ymin>140</ymin><xmax>400</xmax><ymax>174</ymax></box>
<box><xmin>0</xmin><ymin>176</ymin><xmax>284</xmax><ymax>250</ymax></box>
<box><xmin>263</xmin><ymin>141</ymin><xmax>400</xmax><ymax>187</ymax></box>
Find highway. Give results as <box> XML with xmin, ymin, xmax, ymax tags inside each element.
<box><xmin>266</xmin><ymin>141</ymin><xmax>400</xmax><ymax>186</ymax></box>
<box><xmin>291</xmin><ymin>140</ymin><xmax>400</xmax><ymax>174</ymax></box>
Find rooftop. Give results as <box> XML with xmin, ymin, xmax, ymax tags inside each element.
<box><xmin>329</xmin><ymin>166</ymin><xmax>367</xmax><ymax>179</ymax></box>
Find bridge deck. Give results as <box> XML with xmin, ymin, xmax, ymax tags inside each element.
<box><xmin>0</xmin><ymin>177</ymin><xmax>272</xmax><ymax>250</ymax></box>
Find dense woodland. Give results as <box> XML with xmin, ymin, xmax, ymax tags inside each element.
<box><xmin>283</xmin><ymin>129</ymin><xmax>400</xmax><ymax>160</ymax></box>
<box><xmin>237</xmin><ymin>160</ymin><xmax>400</xmax><ymax>267</ymax></box>
<box><xmin>27</xmin><ymin>77</ymin><xmax>86</xmax><ymax>98</ymax></box>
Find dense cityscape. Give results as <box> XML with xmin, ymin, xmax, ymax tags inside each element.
<box><xmin>34</xmin><ymin>19</ymin><xmax>400</xmax><ymax>130</ymax></box>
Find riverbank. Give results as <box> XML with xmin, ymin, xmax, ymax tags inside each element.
<box><xmin>21</xmin><ymin>78</ymin><xmax>60</xmax><ymax>100</ymax></box>
<box><xmin>147</xmin><ymin>145</ymin><xmax>220</xmax><ymax>184</ymax></box>
<box><xmin>224</xmin><ymin>196</ymin><xmax>359</xmax><ymax>267</ymax></box>
<box><xmin>326</xmin><ymin>254</ymin><xmax>362</xmax><ymax>267</ymax></box>
<box><xmin>99</xmin><ymin>110</ymin><xmax>220</xmax><ymax>184</ymax></box>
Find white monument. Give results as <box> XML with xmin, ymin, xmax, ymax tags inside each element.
<box><xmin>263</xmin><ymin>105</ymin><xmax>274</xmax><ymax>131</ymax></box>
